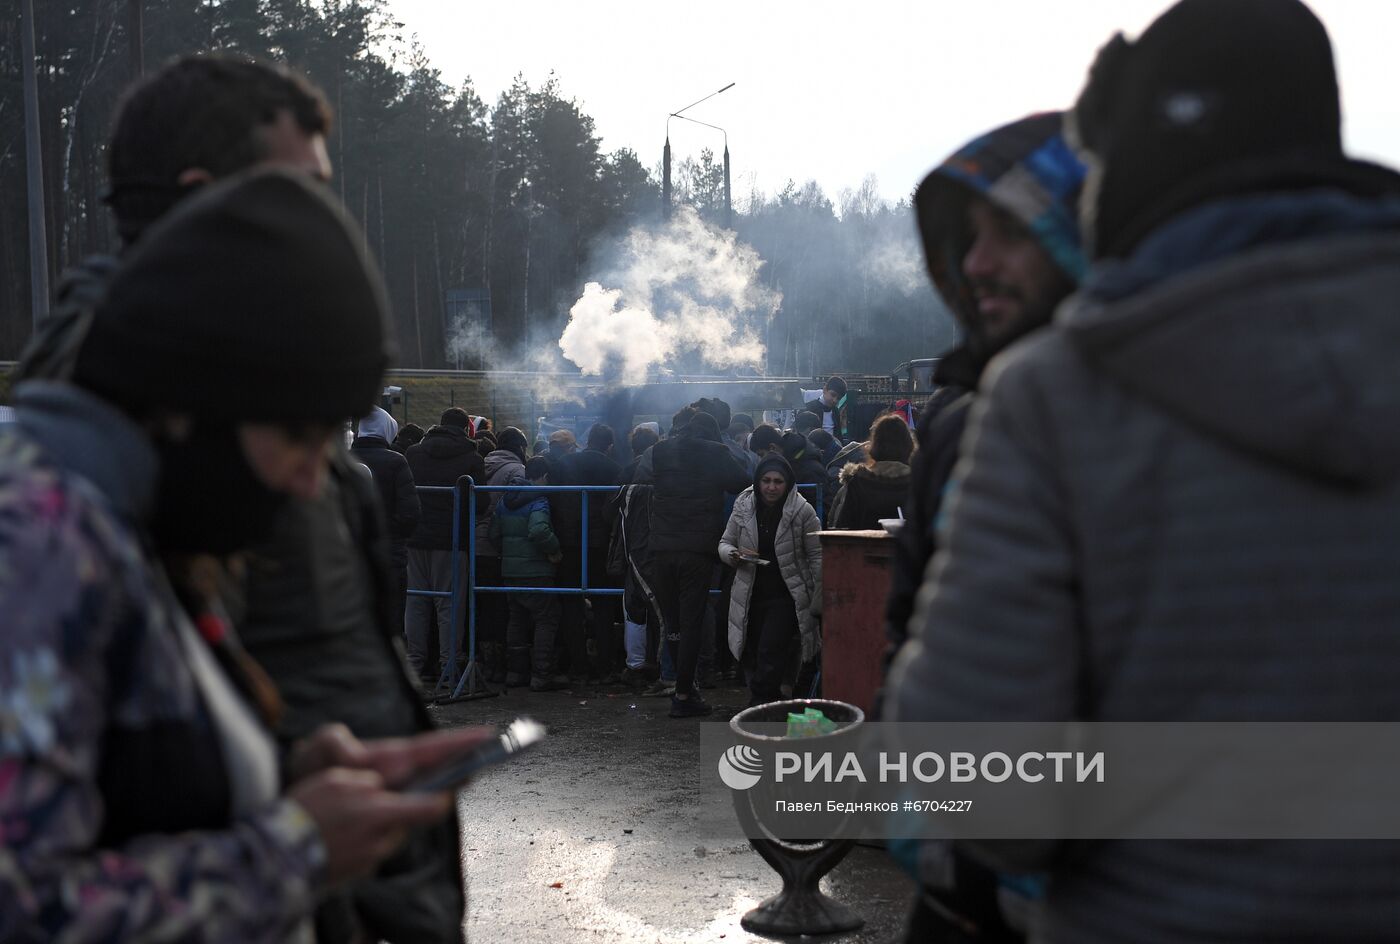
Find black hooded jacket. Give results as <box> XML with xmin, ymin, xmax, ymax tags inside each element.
<box><xmin>781</xmin><ymin>431</ymin><xmax>830</xmax><ymax>521</ymax></box>
<box><xmin>634</xmin><ymin>414</ymin><xmax>751</xmax><ymax>556</ymax></box>
<box><xmin>351</xmin><ymin>436</ymin><xmax>419</xmax><ymax>558</ymax></box>
<box><xmin>553</xmin><ymin>447</ymin><xmax>623</xmax><ymax>550</ymax></box>
<box><xmin>405</xmin><ymin>425</ymin><xmax>485</xmax><ymax>551</ymax></box>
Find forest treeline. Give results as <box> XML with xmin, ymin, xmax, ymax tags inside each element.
<box><xmin>0</xmin><ymin>0</ymin><xmax>954</xmax><ymax>373</ymax></box>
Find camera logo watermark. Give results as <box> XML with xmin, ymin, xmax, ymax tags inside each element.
<box><xmin>718</xmin><ymin>745</ymin><xmax>764</xmax><ymax>790</ymax></box>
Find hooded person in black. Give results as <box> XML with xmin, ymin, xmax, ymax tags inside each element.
<box><xmin>553</xmin><ymin>424</ymin><xmax>624</xmax><ymax>681</ymax></box>
<box><xmin>353</xmin><ymin>407</ymin><xmax>419</xmax><ymax>638</ymax></box>
<box><xmin>634</xmin><ymin>410</ymin><xmax>750</xmax><ymax>716</ymax></box>
<box><xmin>404</xmin><ymin>408</ymin><xmax>486</xmax><ymax>684</ymax></box>
<box><xmin>781</xmin><ymin>430</ymin><xmax>830</xmax><ymax>522</ymax></box>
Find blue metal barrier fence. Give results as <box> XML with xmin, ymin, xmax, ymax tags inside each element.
<box><xmin>408</xmin><ymin>477</ymin><xmax>822</xmax><ymax>700</ymax></box>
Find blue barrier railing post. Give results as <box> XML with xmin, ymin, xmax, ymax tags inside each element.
<box><xmin>442</xmin><ymin>483</ymin><xmax>461</xmax><ymax>693</ymax></box>
<box><xmin>580</xmin><ymin>490</ymin><xmax>589</xmax><ymax>590</ymax></box>
<box><xmin>468</xmin><ymin>475</ymin><xmax>478</xmax><ymax>673</ymax></box>
<box><xmin>450</xmin><ymin>475</ymin><xmax>485</xmax><ymax>699</ymax></box>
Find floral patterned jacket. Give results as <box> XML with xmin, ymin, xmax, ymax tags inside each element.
<box><xmin>0</xmin><ymin>383</ymin><xmax>324</xmax><ymax>943</ymax></box>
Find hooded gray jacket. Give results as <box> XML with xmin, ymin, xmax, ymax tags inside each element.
<box><xmin>889</xmin><ymin>193</ymin><xmax>1400</xmax><ymax>942</ymax></box>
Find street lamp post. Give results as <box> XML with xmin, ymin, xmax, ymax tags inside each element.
<box><xmin>670</xmin><ymin>113</ymin><xmax>731</xmax><ymax>230</ymax></box>
<box><xmin>664</xmin><ymin>82</ymin><xmax>734</xmax><ymax>223</ymax></box>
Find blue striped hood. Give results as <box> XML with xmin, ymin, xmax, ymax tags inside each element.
<box><xmin>915</xmin><ymin>112</ymin><xmax>1087</xmax><ymax>335</ymax></box>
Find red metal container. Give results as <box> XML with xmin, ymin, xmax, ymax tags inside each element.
<box><xmin>818</xmin><ymin>530</ymin><xmax>895</xmax><ymax>713</ymax></box>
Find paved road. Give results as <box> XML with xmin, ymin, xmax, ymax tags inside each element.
<box><xmin>432</xmin><ymin>680</ymin><xmax>912</xmax><ymax>943</ymax></box>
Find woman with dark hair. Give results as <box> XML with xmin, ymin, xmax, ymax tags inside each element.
<box><xmin>829</xmin><ymin>414</ymin><xmax>914</xmax><ymax>530</ymax></box>
<box><xmin>719</xmin><ymin>455</ymin><xmax>823</xmax><ymax>706</ymax></box>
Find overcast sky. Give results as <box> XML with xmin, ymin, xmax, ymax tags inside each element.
<box><xmin>386</xmin><ymin>0</ymin><xmax>1399</xmax><ymax>207</ymax></box>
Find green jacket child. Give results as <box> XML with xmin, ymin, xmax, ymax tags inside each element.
<box><xmin>490</xmin><ymin>458</ymin><xmax>563</xmax><ymax>579</ymax></box>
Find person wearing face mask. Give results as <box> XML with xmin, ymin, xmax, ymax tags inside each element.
<box><xmin>719</xmin><ymin>455</ymin><xmax>824</xmax><ymax>707</ymax></box>
<box><xmin>0</xmin><ymin>170</ymin><xmax>487</xmax><ymax>943</ymax></box>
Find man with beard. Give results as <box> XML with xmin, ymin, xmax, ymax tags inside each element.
<box><xmin>882</xmin><ymin>112</ymin><xmax>1087</xmax><ymax>941</ymax></box>
<box><xmin>886</xmin><ymin>112</ymin><xmax>1086</xmax><ymax>661</ymax></box>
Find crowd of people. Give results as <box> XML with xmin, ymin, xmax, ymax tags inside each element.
<box><xmin>363</xmin><ymin>384</ymin><xmax>920</xmax><ymax>719</ymax></box>
<box><xmin>5</xmin><ymin>0</ymin><xmax>1400</xmax><ymax>940</ymax></box>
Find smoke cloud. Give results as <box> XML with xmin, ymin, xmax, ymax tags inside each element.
<box><xmin>863</xmin><ymin>238</ymin><xmax>926</xmax><ymax>298</ymax></box>
<box><xmin>559</xmin><ymin>206</ymin><xmax>781</xmax><ymax>385</ymax></box>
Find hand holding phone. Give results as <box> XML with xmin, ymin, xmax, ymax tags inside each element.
<box><xmin>401</xmin><ymin>718</ymin><xmax>546</xmax><ymax>793</ymax></box>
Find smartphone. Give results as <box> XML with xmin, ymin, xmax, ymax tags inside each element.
<box><xmin>402</xmin><ymin>718</ymin><xmax>546</xmax><ymax>793</ymax></box>
<box><xmin>736</xmin><ymin>552</ymin><xmax>771</xmax><ymax>566</ymax></box>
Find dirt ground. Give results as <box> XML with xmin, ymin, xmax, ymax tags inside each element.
<box><xmin>432</xmin><ymin>679</ymin><xmax>912</xmax><ymax>943</ymax></box>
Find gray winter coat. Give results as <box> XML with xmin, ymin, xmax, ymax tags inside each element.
<box><xmin>719</xmin><ymin>487</ymin><xmax>823</xmax><ymax>663</ymax></box>
<box><xmin>476</xmin><ymin>448</ymin><xmax>528</xmax><ymax>557</ymax></box>
<box><xmin>888</xmin><ymin>193</ymin><xmax>1400</xmax><ymax>942</ymax></box>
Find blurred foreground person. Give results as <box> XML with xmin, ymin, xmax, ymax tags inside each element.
<box><xmin>719</xmin><ymin>455</ymin><xmax>823</xmax><ymax>707</ymax></box>
<box><xmin>15</xmin><ymin>53</ymin><xmax>331</xmax><ymax>381</ymax></box>
<box><xmin>12</xmin><ymin>55</ymin><xmax>470</xmax><ymax>942</ymax></box>
<box><xmin>0</xmin><ymin>171</ymin><xmax>485</xmax><ymax>943</ymax></box>
<box><xmin>881</xmin><ymin>110</ymin><xmax>1087</xmax><ymax>943</ymax></box>
<box><xmin>891</xmin><ymin>1</ymin><xmax>1400</xmax><ymax>939</ymax></box>
<box><xmin>886</xmin><ymin>110</ymin><xmax>1087</xmax><ymax>665</ymax></box>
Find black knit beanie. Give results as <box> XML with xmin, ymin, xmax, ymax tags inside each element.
<box><xmin>780</xmin><ymin>431</ymin><xmax>809</xmax><ymax>464</ymax></box>
<box><xmin>1072</xmin><ymin>0</ymin><xmax>1344</xmax><ymax>258</ymax></box>
<box><xmin>497</xmin><ymin>427</ymin><xmax>529</xmax><ymax>460</ymax></box>
<box><xmin>74</xmin><ymin>168</ymin><xmax>393</xmax><ymax>424</ymax></box>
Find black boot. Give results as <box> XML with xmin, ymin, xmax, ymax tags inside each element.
<box><xmin>505</xmin><ymin>645</ymin><xmax>532</xmax><ymax>688</ymax></box>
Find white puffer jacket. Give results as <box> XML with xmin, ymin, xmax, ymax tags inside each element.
<box><xmin>718</xmin><ymin>486</ymin><xmax>823</xmax><ymax>663</ymax></box>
